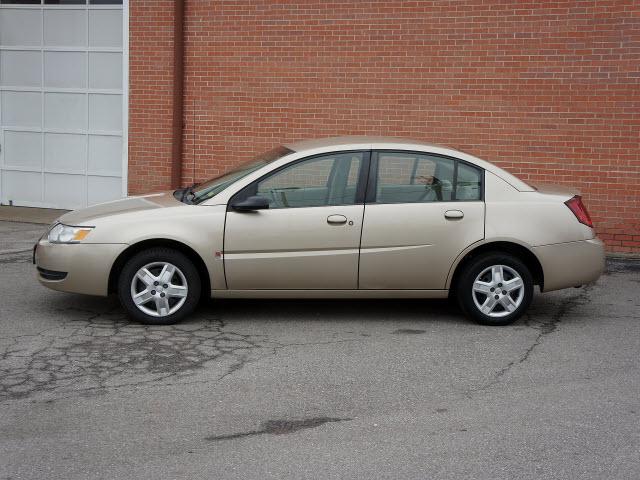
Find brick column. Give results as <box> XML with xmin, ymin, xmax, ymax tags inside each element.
<box><xmin>128</xmin><ymin>0</ymin><xmax>183</xmax><ymax>194</ymax></box>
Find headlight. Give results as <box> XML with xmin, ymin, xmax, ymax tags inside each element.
<box><xmin>47</xmin><ymin>224</ymin><xmax>94</xmax><ymax>244</ymax></box>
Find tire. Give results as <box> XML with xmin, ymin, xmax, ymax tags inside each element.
<box><xmin>118</xmin><ymin>247</ymin><xmax>201</xmax><ymax>325</ymax></box>
<box><xmin>457</xmin><ymin>253</ymin><xmax>533</xmax><ymax>326</ymax></box>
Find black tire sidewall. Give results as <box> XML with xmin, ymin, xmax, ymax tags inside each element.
<box><xmin>457</xmin><ymin>253</ymin><xmax>533</xmax><ymax>326</ymax></box>
<box><xmin>118</xmin><ymin>248</ymin><xmax>201</xmax><ymax>325</ymax></box>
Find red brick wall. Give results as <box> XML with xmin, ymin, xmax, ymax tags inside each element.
<box><xmin>128</xmin><ymin>1</ymin><xmax>179</xmax><ymax>194</ymax></box>
<box><xmin>131</xmin><ymin>0</ymin><xmax>640</xmax><ymax>253</ymax></box>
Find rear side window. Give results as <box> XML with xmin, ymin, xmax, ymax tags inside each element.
<box><xmin>456</xmin><ymin>162</ymin><xmax>482</xmax><ymax>200</ymax></box>
<box><xmin>374</xmin><ymin>152</ymin><xmax>481</xmax><ymax>203</ymax></box>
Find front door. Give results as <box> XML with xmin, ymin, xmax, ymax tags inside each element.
<box><xmin>223</xmin><ymin>151</ymin><xmax>367</xmax><ymax>290</ymax></box>
<box><xmin>359</xmin><ymin>151</ymin><xmax>485</xmax><ymax>290</ymax></box>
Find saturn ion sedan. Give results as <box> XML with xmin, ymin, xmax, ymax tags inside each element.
<box><xmin>34</xmin><ymin>137</ymin><xmax>605</xmax><ymax>326</ymax></box>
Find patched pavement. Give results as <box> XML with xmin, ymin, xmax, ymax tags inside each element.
<box><xmin>1</xmin><ymin>221</ymin><xmax>639</xmax><ymax>479</ymax></box>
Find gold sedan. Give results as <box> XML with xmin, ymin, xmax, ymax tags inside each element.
<box><xmin>34</xmin><ymin>137</ymin><xmax>605</xmax><ymax>326</ymax></box>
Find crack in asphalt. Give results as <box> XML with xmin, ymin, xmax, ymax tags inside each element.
<box><xmin>472</xmin><ymin>286</ymin><xmax>593</xmax><ymax>393</ymax></box>
<box><xmin>205</xmin><ymin>417</ymin><xmax>351</xmax><ymax>442</ymax></box>
<box><xmin>0</xmin><ymin>251</ymin><xmax>32</xmax><ymax>265</ymax></box>
<box><xmin>516</xmin><ymin>285</ymin><xmax>592</xmax><ymax>366</ymax></box>
<box><xmin>0</xmin><ymin>308</ymin><xmax>264</xmax><ymax>401</ymax></box>
<box><xmin>0</xmin><ymin>304</ymin><xmax>364</xmax><ymax>402</ymax></box>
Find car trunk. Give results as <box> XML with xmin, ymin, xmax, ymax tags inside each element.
<box><xmin>528</xmin><ymin>183</ymin><xmax>581</xmax><ymax>199</ymax></box>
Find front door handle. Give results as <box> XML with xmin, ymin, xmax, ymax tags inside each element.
<box><xmin>444</xmin><ymin>209</ymin><xmax>464</xmax><ymax>220</ymax></box>
<box><xmin>327</xmin><ymin>214</ymin><xmax>348</xmax><ymax>225</ymax></box>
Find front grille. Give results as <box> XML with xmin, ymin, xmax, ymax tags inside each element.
<box><xmin>37</xmin><ymin>267</ymin><xmax>67</xmax><ymax>281</ymax></box>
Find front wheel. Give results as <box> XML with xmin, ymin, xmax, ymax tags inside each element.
<box><xmin>118</xmin><ymin>248</ymin><xmax>201</xmax><ymax>325</ymax></box>
<box><xmin>457</xmin><ymin>253</ymin><xmax>533</xmax><ymax>326</ymax></box>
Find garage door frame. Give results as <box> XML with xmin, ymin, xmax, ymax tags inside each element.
<box><xmin>0</xmin><ymin>0</ymin><xmax>129</xmax><ymax>209</ymax></box>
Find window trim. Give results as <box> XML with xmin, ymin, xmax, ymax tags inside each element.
<box><xmin>227</xmin><ymin>150</ymin><xmax>372</xmax><ymax>211</ymax></box>
<box><xmin>366</xmin><ymin>150</ymin><xmax>485</xmax><ymax>204</ymax></box>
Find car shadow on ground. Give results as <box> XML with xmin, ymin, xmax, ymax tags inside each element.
<box><xmin>43</xmin><ymin>292</ymin><xmax>472</xmax><ymax>327</ymax></box>
<box><xmin>38</xmin><ymin>285</ymin><xmax>580</xmax><ymax>331</ymax></box>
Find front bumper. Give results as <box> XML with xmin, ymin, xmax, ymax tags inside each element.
<box><xmin>533</xmin><ymin>238</ymin><xmax>606</xmax><ymax>292</ymax></box>
<box><xmin>34</xmin><ymin>240</ymin><xmax>126</xmax><ymax>296</ymax></box>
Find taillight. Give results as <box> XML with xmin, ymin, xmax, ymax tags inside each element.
<box><xmin>565</xmin><ymin>195</ymin><xmax>593</xmax><ymax>228</ymax></box>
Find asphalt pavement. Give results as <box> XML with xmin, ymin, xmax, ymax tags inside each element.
<box><xmin>1</xmin><ymin>220</ymin><xmax>639</xmax><ymax>479</ymax></box>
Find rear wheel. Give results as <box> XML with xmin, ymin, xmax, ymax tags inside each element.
<box><xmin>118</xmin><ymin>248</ymin><xmax>201</xmax><ymax>325</ymax></box>
<box><xmin>457</xmin><ymin>253</ymin><xmax>533</xmax><ymax>326</ymax></box>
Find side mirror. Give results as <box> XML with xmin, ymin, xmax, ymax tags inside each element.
<box><xmin>231</xmin><ymin>195</ymin><xmax>270</xmax><ymax>212</ymax></box>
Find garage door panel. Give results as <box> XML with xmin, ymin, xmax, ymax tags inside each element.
<box><xmin>44</xmin><ymin>51</ymin><xmax>87</xmax><ymax>88</ymax></box>
<box><xmin>1</xmin><ymin>171</ymin><xmax>42</xmax><ymax>204</ymax></box>
<box><xmin>44</xmin><ymin>173</ymin><xmax>85</xmax><ymax>209</ymax></box>
<box><xmin>44</xmin><ymin>9</ymin><xmax>87</xmax><ymax>47</ymax></box>
<box><xmin>1</xmin><ymin>51</ymin><xmax>42</xmax><ymax>87</ymax></box>
<box><xmin>88</xmin><ymin>175</ymin><xmax>120</xmax><ymax>205</ymax></box>
<box><xmin>44</xmin><ymin>133</ymin><xmax>86</xmax><ymax>173</ymax></box>
<box><xmin>89</xmin><ymin>9</ymin><xmax>122</xmax><ymax>48</ymax></box>
<box><xmin>89</xmin><ymin>52</ymin><xmax>122</xmax><ymax>89</ymax></box>
<box><xmin>1</xmin><ymin>91</ymin><xmax>41</xmax><ymax>128</ymax></box>
<box><xmin>89</xmin><ymin>94</ymin><xmax>121</xmax><ymax>132</ymax></box>
<box><xmin>0</xmin><ymin>9</ymin><xmax>42</xmax><ymax>46</ymax></box>
<box><xmin>3</xmin><ymin>131</ymin><xmax>42</xmax><ymax>169</ymax></box>
<box><xmin>1</xmin><ymin>3</ymin><xmax>124</xmax><ymax>210</ymax></box>
<box><xmin>45</xmin><ymin>92</ymin><xmax>87</xmax><ymax>130</ymax></box>
<box><xmin>88</xmin><ymin>135</ymin><xmax>121</xmax><ymax>176</ymax></box>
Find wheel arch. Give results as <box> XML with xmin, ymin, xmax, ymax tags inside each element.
<box><xmin>108</xmin><ymin>238</ymin><xmax>211</xmax><ymax>295</ymax></box>
<box><xmin>447</xmin><ymin>240</ymin><xmax>544</xmax><ymax>294</ymax></box>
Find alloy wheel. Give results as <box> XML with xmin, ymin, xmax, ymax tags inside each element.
<box><xmin>472</xmin><ymin>264</ymin><xmax>524</xmax><ymax>318</ymax></box>
<box><xmin>130</xmin><ymin>262</ymin><xmax>188</xmax><ymax>317</ymax></box>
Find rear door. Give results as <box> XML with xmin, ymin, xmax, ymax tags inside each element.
<box><xmin>223</xmin><ymin>151</ymin><xmax>368</xmax><ymax>290</ymax></box>
<box><xmin>359</xmin><ymin>151</ymin><xmax>485</xmax><ymax>290</ymax></box>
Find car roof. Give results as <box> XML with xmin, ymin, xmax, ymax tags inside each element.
<box><xmin>285</xmin><ymin>136</ymin><xmax>449</xmax><ymax>153</ymax></box>
<box><xmin>284</xmin><ymin>136</ymin><xmax>533</xmax><ymax>192</ymax></box>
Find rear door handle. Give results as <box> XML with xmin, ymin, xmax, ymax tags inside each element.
<box><xmin>444</xmin><ymin>210</ymin><xmax>464</xmax><ymax>220</ymax></box>
<box><xmin>327</xmin><ymin>214</ymin><xmax>347</xmax><ymax>225</ymax></box>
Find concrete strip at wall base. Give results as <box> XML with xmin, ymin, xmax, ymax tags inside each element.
<box><xmin>0</xmin><ymin>206</ymin><xmax>67</xmax><ymax>225</ymax></box>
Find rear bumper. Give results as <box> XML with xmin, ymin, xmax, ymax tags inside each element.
<box><xmin>34</xmin><ymin>240</ymin><xmax>126</xmax><ymax>296</ymax></box>
<box><xmin>534</xmin><ymin>238</ymin><xmax>605</xmax><ymax>292</ymax></box>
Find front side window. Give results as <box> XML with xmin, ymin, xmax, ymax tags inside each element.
<box><xmin>241</xmin><ymin>152</ymin><xmax>364</xmax><ymax>209</ymax></box>
<box><xmin>188</xmin><ymin>145</ymin><xmax>293</xmax><ymax>204</ymax></box>
<box><xmin>374</xmin><ymin>152</ymin><xmax>481</xmax><ymax>203</ymax></box>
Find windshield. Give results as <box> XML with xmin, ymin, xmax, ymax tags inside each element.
<box><xmin>186</xmin><ymin>145</ymin><xmax>293</xmax><ymax>205</ymax></box>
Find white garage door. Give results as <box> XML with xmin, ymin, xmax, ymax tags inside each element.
<box><xmin>0</xmin><ymin>0</ymin><xmax>127</xmax><ymax>210</ymax></box>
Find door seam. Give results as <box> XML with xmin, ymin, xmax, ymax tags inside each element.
<box><xmin>356</xmin><ymin>150</ymin><xmax>373</xmax><ymax>290</ymax></box>
<box><xmin>221</xmin><ymin>208</ymin><xmax>228</xmax><ymax>289</ymax></box>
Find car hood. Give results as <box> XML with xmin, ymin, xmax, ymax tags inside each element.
<box><xmin>58</xmin><ymin>191</ymin><xmax>183</xmax><ymax>225</ymax></box>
